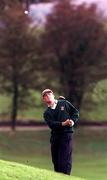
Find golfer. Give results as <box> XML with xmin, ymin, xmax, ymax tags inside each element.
<box><xmin>42</xmin><ymin>89</ymin><xmax>79</xmax><ymax>175</ymax></box>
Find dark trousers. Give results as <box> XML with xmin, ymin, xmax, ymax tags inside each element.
<box><xmin>50</xmin><ymin>133</ymin><xmax>72</xmax><ymax>175</ymax></box>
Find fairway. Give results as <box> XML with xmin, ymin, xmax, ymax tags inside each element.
<box><xmin>0</xmin><ymin>127</ymin><xmax>107</xmax><ymax>180</ymax></box>
<box><xmin>73</xmin><ymin>127</ymin><xmax>107</xmax><ymax>180</ymax></box>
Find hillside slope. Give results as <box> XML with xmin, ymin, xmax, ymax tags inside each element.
<box><xmin>0</xmin><ymin>160</ymin><xmax>86</xmax><ymax>180</ymax></box>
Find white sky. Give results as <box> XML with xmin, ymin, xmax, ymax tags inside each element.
<box><xmin>29</xmin><ymin>0</ymin><xmax>107</xmax><ymax>24</ymax></box>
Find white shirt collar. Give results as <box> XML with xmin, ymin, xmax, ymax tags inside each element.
<box><xmin>48</xmin><ymin>100</ymin><xmax>58</xmax><ymax>109</ymax></box>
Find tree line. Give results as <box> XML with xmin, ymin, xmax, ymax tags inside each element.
<box><xmin>0</xmin><ymin>0</ymin><xmax>107</xmax><ymax>130</ymax></box>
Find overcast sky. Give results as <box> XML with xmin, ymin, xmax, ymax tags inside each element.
<box><xmin>29</xmin><ymin>0</ymin><xmax>107</xmax><ymax>24</ymax></box>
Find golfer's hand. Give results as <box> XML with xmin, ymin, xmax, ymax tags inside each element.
<box><xmin>62</xmin><ymin>119</ymin><xmax>73</xmax><ymax>126</ymax></box>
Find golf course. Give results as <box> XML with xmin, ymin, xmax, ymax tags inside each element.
<box><xmin>0</xmin><ymin>0</ymin><xmax>107</xmax><ymax>179</ymax></box>
<box><xmin>0</xmin><ymin>126</ymin><xmax>106</xmax><ymax>180</ymax></box>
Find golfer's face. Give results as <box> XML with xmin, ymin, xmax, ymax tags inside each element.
<box><xmin>43</xmin><ymin>92</ymin><xmax>55</xmax><ymax>105</ymax></box>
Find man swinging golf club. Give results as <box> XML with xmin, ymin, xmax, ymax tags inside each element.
<box><xmin>42</xmin><ymin>89</ymin><xmax>79</xmax><ymax>175</ymax></box>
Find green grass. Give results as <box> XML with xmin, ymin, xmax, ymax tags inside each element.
<box><xmin>0</xmin><ymin>95</ymin><xmax>11</xmax><ymax>115</ymax></box>
<box><xmin>0</xmin><ymin>159</ymin><xmax>86</xmax><ymax>180</ymax></box>
<box><xmin>73</xmin><ymin>127</ymin><xmax>107</xmax><ymax>180</ymax></box>
<box><xmin>0</xmin><ymin>127</ymin><xmax>107</xmax><ymax>180</ymax></box>
<box><xmin>18</xmin><ymin>107</ymin><xmax>44</xmax><ymax>121</ymax></box>
<box><xmin>0</xmin><ymin>94</ymin><xmax>44</xmax><ymax>121</ymax></box>
<box><xmin>80</xmin><ymin>79</ymin><xmax>107</xmax><ymax>121</ymax></box>
<box><xmin>80</xmin><ymin>103</ymin><xmax>107</xmax><ymax>121</ymax></box>
<box><xmin>0</xmin><ymin>130</ymin><xmax>51</xmax><ymax>169</ymax></box>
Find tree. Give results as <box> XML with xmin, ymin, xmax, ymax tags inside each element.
<box><xmin>42</xmin><ymin>0</ymin><xmax>107</xmax><ymax>108</ymax></box>
<box><xmin>0</xmin><ymin>2</ymin><xmax>41</xmax><ymax>130</ymax></box>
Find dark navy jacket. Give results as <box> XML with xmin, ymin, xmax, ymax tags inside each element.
<box><xmin>44</xmin><ymin>100</ymin><xmax>79</xmax><ymax>135</ymax></box>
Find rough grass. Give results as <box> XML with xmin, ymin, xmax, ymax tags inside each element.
<box><xmin>0</xmin><ymin>159</ymin><xmax>86</xmax><ymax>180</ymax></box>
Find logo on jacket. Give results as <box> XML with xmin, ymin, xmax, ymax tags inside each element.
<box><xmin>61</xmin><ymin>106</ymin><xmax>64</xmax><ymax>111</ymax></box>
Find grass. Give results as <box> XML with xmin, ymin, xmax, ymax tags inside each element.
<box><xmin>18</xmin><ymin>107</ymin><xmax>44</xmax><ymax>121</ymax></box>
<box><xmin>0</xmin><ymin>159</ymin><xmax>86</xmax><ymax>180</ymax></box>
<box><xmin>80</xmin><ymin>79</ymin><xmax>107</xmax><ymax>121</ymax></box>
<box><xmin>0</xmin><ymin>94</ymin><xmax>44</xmax><ymax>121</ymax></box>
<box><xmin>0</xmin><ymin>127</ymin><xmax>107</xmax><ymax>180</ymax></box>
<box><xmin>0</xmin><ymin>95</ymin><xmax>11</xmax><ymax>115</ymax></box>
<box><xmin>0</xmin><ymin>130</ymin><xmax>51</xmax><ymax>169</ymax></box>
<box><xmin>73</xmin><ymin>127</ymin><xmax>107</xmax><ymax>180</ymax></box>
<box><xmin>80</xmin><ymin>103</ymin><xmax>107</xmax><ymax>121</ymax></box>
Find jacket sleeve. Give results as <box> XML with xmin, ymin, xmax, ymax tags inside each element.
<box><xmin>44</xmin><ymin>111</ymin><xmax>62</xmax><ymax>130</ymax></box>
<box><xmin>65</xmin><ymin>100</ymin><xmax>79</xmax><ymax>124</ymax></box>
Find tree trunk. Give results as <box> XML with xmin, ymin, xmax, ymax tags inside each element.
<box><xmin>59</xmin><ymin>56</ymin><xmax>84</xmax><ymax>109</ymax></box>
<box><xmin>67</xmin><ymin>86</ymin><xmax>84</xmax><ymax>110</ymax></box>
<box><xmin>11</xmin><ymin>67</ymin><xmax>19</xmax><ymax>131</ymax></box>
